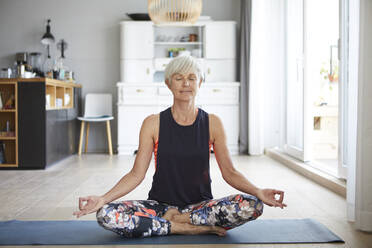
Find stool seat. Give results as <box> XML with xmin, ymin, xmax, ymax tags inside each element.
<box><xmin>78</xmin><ymin>116</ymin><xmax>114</xmax><ymax>122</ymax></box>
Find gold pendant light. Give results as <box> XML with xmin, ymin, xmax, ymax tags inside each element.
<box><xmin>148</xmin><ymin>0</ymin><xmax>203</xmax><ymax>25</ymax></box>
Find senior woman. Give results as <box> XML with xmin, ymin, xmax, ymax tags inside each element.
<box><xmin>73</xmin><ymin>55</ymin><xmax>286</xmax><ymax>238</ymax></box>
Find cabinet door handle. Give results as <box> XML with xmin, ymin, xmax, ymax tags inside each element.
<box><xmin>146</xmin><ymin>68</ymin><xmax>150</xmax><ymax>74</ymax></box>
<box><xmin>136</xmin><ymin>89</ymin><xmax>144</xmax><ymax>93</ymax></box>
<box><xmin>212</xmin><ymin>89</ymin><xmax>221</xmax><ymax>93</ymax></box>
<box><xmin>207</xmin><ymin>68</ymin><xmax>211</xmax><ymax>74</ymax></box>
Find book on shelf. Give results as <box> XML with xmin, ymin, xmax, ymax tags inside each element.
<box><xmin>0</xmin><ymin>141</ymin><xmax>6</xmax><ymax>164</ymax></box>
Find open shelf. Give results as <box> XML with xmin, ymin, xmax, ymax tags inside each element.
<box><xmin>153</xmin><ymin>25</ymin><xmax>204</xmax><ymax>58</ymax></box>
<box><xmin>0</xmin><ymin>109</ymin><xmax>16</xmax><ymax>112</ymax></box>
<box><xmin>0</xmin><ymin>140</ymin><xmax>16</xmax><ymax>165</ymax></box>
<box><xmin>0</xmin><ymin>164</ymin><xmax>18</xmax><ymax>167</ymax></box>
<box><xmin>46</xmin><ymin>84</ymin><xmax>74</xmax><ymax>110</ymax></box>
<box><xmin>0</xmin><ymin>81</ymin><xmax>17</xmax><ymax>167</ymax></box>
<box><xmin>0</xmin><ymin>136</ymin><xmax>16</xmax><ymax>140</ymax></box>
<box><xmin>154</xmin><ymin>42</ymin><xmax>202</xmax><ymax>45</ymax></box>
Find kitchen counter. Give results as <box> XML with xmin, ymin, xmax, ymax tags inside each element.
<box><xmin>0</xmin><ymin>78</ymin><xmax>82</xmax><ymax>169</ymax></box>
<box><xmin>0</xmin><ymin>78</ymin><xmax>82</xmax><ymax>88</ymax></box>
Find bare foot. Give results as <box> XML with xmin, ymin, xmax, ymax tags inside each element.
<box><xmin>172</xmin><ymin>212</ymin><xmax>191</xmax><ymax>224</ymax></box>
<box><xmin>170</xmin><ymin>222</ymin><xmax>227</xmax><ymax>236</ymax></box>
<box><xmin>209</xmin><ymin>225</ymin><xmax>227</xmax><ymax>236</ymax></box>
<box><xmin>162</xmin><ymin>208</ymin><xmax>181</xmax><ymax>222</ymax></box>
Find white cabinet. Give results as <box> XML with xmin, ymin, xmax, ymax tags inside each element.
<box><xmin>202</xmin><ymin>105</ymin><xmax>239</xmax><ymax>154</ymax></box>
<box><xmin>120</xmin><ymin>22</ymin><xmax>153</xmax><ymax>59</ymax></box>
<box><xmin>204</xmin><ymin>59</ymin><xmax>236</xmax><ymax>82</ymax></box>
<box><xmin>118</xmin><ymin>105</ymin><xmax>158</xmax><ymax>155</ymax></box>
<box><xmin>119</xmin><ymin>21</ymin><xmax>237</xmax><ymax>82</ymax></box>
<box><xmin>204</xmin><ymin>22</ymin><xmax>236</xmax><ymax>59</ymax></box>
<box><xmin>120</xmin><ymin>60</ymin><xmax>153</xmax><ymax>83</ymax></box>
<box><xmin>118</xmin><ymin>21</ymin><xmax>240</xmax><ymax>155</ymax></box>
<box><xmin>117</xmin><ymin>83</ymin><xmax>240</xmax><ymax>155</ymax></box>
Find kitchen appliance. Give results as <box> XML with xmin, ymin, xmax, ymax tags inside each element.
<box><xmin>29</xmin><ymin>52</ymin><xmax>43</xmax><ymax>77</ymax></box>
<box><xmin>16</xmin><ymin>52</ymin><xmax>28</xmax><ymax>65</ymax></box>
<box><xmin>15</xmin><ymin>52</ymin><xmax>29</xmax><ymax>78</ymax></box>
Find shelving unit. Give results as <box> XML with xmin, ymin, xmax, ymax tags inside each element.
<box><xmin>153</xmin><ymin>25</ymin><xmax>204</xmax><ymax>58</ymax></box>
<box><xmin>118</xmin><ymin>21</ymin><xmax>240</xmax><ymax>155</ymax></box>
<box><xmin>0</xmin><ymin>78</ymin><xmax>82</xmax><ymax>170</ymax></box>
<box><xmin>0</xmin><ymin>82</ymin><xmax>18</xmax><ymax>167</ymax></box>
<box><xmin>45</xmin><ymin>79</ymin><xmax>75</xmax><ymax>110</ymax></box>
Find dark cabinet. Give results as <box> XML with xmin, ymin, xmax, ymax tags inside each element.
<box><xmin>0</xmin><ymin>79</ymin><xmax>81</xmax><ymax>170</ymax></box>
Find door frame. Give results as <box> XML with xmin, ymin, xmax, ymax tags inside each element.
<box><xmin>283</xmin><ymin>0</ymin><xmax>312</xmax><ymax>162</ymax></box>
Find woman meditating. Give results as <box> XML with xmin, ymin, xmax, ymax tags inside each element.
<box><xmin>73</xmin><ymin>55</ymin><xmax>287</xmax><ymax>238</ymax></box>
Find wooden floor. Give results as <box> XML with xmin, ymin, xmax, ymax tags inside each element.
<box><xmin>0</xmin><ymin>154</ymin><xmax>371</xmax><ymax>248</ymax></box>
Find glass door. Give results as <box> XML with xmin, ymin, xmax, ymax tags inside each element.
<box><xmin>305</xmin><ymin>0</ymin><xmax>340</xmax><ymax>174</ymax></box>
<box><xmin>284</xmin><ymin>0</ymin><xmax>311</xmax><ymax>162</ymax></box>
<box><xmin>284</xmin><ymin>0</ymin><xmax>348</xmax><ymax>178</ymax></box>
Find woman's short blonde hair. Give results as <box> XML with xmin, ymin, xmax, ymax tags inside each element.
<box><xmin>164</xmin><ymin>55</ymin><xmax>204</xmax><ymax>84</ymax></box>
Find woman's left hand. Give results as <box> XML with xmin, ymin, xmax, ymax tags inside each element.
<box><xmin>256</xmin><ymin>188</ymin><xmax>287</xmax><ymax>209</ymax></box>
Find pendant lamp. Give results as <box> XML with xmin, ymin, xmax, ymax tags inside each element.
<box><xmin>41</xmin><ymin>19</ymin><xmax>55</xmax><ymax>45</ymax></box>
<box><xmin>148</xmin><ymin>0</ymin><xmax>202</xmax><ymax>25</ymax></box>
<box><xmin>41</xmin><ymin>19</ymin><xmax>55</xmax><ymax>59</ymax></box>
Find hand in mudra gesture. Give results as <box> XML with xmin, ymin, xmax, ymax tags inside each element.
<box><xmin>73</xmin><ymin>196</ymin><xmax>105</xmax><ymax>218</ymax></box>
<box><xmin>256</xmin><ymin>189</ymin><xmax>287</xmax><ymax>209</ymax></box>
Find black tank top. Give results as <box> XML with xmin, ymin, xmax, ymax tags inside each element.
<box><xmin>148</xmin><ymin>107</ymin><xmax>213</xmax><ymax>208</ymax></box>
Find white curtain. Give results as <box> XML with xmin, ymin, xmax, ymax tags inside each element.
<box><xmin>348</xmin><ymin>0</ymin><xmax>372</xmax><ymax>232</ymax></box>
<box><xmin>345</xmin><ymin>0</ymin><xmax>359</xmax><ymax>224</ymax></box>
<box><xmin>248</xmin><ymin>0</ymin><xmax>285</xmax><ymax>155</ymax></box>
<box><xmin>239</xmin><ymin>0</ymin><xmax>252</xmax><ymax>154</ymax></box>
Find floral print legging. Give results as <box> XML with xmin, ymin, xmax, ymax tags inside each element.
<box><xmin>96</xmin><ymin>194</ymin><xmax>263</xmax><ymax>238</ymax></box>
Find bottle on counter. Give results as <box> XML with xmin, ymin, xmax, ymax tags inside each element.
<box><xmin>52</xmin><ymin>60</ymin><xmax>58</xmax><ymax>79</ymax></box>
<box><xmin>56</xmin><ymin>57</ymin><xmax>65</xmax><ymax>80</ymax></box>
<box><xmin>43</xmin><ymin>57</ymin><xmax>54</xmax><ymax>79</ymax></box>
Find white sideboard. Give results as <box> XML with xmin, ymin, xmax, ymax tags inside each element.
<box><xmin>117</xmin><ymin>21</ymin><xmax>240</xmax><ymax>155</ymax></box>
<box><xmin>117</xmin><ymin>82</ymin><xmax>240</xmax><ymax>155</ymax></box>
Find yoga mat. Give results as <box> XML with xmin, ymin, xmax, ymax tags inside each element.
<box><xmin>0</xmin><ymin>219</ymin><xmax>343</xmax><ymax>245</ymax></box>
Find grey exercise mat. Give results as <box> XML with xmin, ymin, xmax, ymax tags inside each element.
<box><xmin>0</xmin><ymin>219</ymin><xmax>343</xmax><ymax>245</ymax></box>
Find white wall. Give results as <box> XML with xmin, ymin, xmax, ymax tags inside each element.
<box><xmin>0</xmin><ymin>0</ymin><xmax>240</xmax><ymax>153</ymax></box>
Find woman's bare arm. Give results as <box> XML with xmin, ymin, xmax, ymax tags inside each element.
<box><xmin>210</xmin><ymin>114</ymin><xmax>286</xmax><ymax>208</ymax></box>
<box><xmin>100</xmin><ymin>114</ymin><xmax>157</xmax><ymax>204</ymax></box>
<box><xmin>73</xmin><ymin>115</ymin><xmax>158</xmax><ymax>218</ymax></box>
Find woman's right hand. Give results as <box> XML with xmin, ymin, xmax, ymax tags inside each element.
<box><xmin>72</xmin><ymin>195</ymin><xmax>105</xmax><ymax>218</ymax></box>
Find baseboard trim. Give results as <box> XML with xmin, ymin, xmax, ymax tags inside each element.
<box><xmin>265</xmin><ymin>147</ymin><xmax>346</xmax><ymax>198</ymax></box>
<box><xmin>356</xmin><ymin>210</ymin><xmax>372</xmax><ymax>232</ymax></box>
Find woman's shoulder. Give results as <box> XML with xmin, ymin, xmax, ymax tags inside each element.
<box><xmin>207</xmin><ymin>112</ymin><xmax>225</xmax><ymax>142</ymax></box>
<box><xmin>142</xmin><ymin>114</ymin><xmax>160</xmax><ymax>142</ymax></box>
<box><xmin>207</xmin><ymin>112</ymin><xmax>222</xmax><ymax>126</ymax></box>
<box><xmin>143</xmin><ymin>113</ymin><xmax>160</xmax><ymax>126</ymax></box>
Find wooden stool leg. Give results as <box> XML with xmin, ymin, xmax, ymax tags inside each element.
<box><xmin>85</xmin><ymin>122</ymin><xmax>90</xmax><ymax>153</ymax></box>
<box><xmin>106</xmin><ymin>120</ymin><xmax>113</xmax><ymax>155</ymax></box>
<box><xmin>78</xmin><ymin>121</ymin><xmax>85</xmax><ymax>155</ymax></box>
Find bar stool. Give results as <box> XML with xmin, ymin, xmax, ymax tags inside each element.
<box><xmin>78</xmin><ymin>94</ymin><xmax>114</xmax><ymax>155</ymax></box>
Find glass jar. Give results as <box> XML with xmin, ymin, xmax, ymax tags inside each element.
<box><xmin>29</xmin><ymin>52</ymin><xmax>43</xmax><ymax>77</ymax></box>
<box><xmin>2</xmin><ymin>68</ymin><xmax>13</xmax><ymax>78</ymax></box>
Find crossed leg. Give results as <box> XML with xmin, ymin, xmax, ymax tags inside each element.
<box><xmin>163</xmin><ymin>208</ymin><xmax>227</xmax><ymax>236</ymax></box>
<box><xmin>96</xmin><ymin>194</ymin><xmax>263</xmax><ymax>238</ymax></box>
<box><xmin>163</xmin><ymin>193</ymin><xmax>263</xmax><ymax>236</ymax></box>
